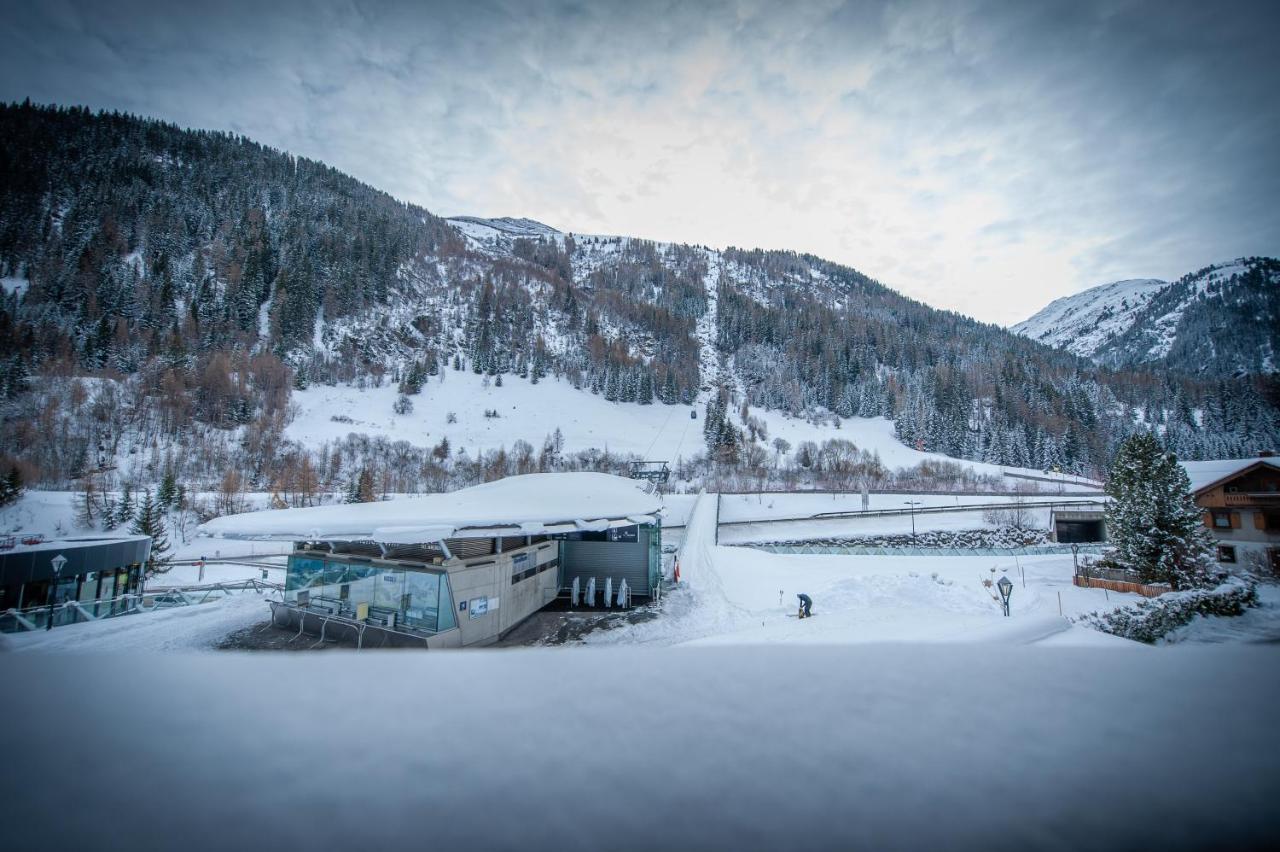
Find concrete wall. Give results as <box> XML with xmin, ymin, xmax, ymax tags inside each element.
<box><xmin>446</xmin><ymin>540</ymin><xmax>560</xmax><ymax>647</ymax></box>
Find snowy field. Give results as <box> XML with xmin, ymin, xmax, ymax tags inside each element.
<box><xmin>286</xmin><ymin>371</ymin><xmax>1100</xmax><ymax>489</ymax></box>
<box><xmin>3</xmin><ymin>645</ymin><xmax>1277</xmax><ymax>850</ymax></box>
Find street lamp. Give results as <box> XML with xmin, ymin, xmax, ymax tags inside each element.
<box><xmin>997</xmin><ymin>574</ymin><xmax>1013</xmax><ymax>617</ymax></box>
<box><xmin>903</xmin><ymin>501</ymin><xmax>922</xmax><ymax>544</ymax></box>
<box><xmin>47</xmin><ymin>553</ymin><xmax>68</xmax><ymax>631</ymax></box>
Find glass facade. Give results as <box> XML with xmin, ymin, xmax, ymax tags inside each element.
<box><xmin>285</xmin><ymin>555</ymin><xmax>454</xmax><ymax>634</ymax></box>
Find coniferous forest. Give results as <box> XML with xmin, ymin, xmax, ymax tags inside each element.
<box><xmin>1</xmin><ymin>102</ymin><xmax>1277</xmax><ymax>497</ymax></box>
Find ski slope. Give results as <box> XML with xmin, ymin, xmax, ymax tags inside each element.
<box><xmin>286</xmin><ymin>370</ymin><xmax>1098</xmax><ymax>487</ymax></box>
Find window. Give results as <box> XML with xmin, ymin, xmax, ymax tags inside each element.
<box><xmin>1217</xmin><ymin>545</ymin><xmax>1237</xmax><ymax>564</ymax></box>
<box><xmin>1212</xmin><ymin>511</ymin><xmax>1233</xmax><ymax>529</ymax></box>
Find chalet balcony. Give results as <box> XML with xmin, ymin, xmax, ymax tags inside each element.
<box><xmin>1224</xmin><ymin>492</ymin><xmax>1280</xmax><ymax>506</ymax></box>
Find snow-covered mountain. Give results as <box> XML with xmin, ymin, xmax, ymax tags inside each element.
<box><xmin>1011</xmin><ymin>278</ymin><xmax>1167</xmax><ymax>359</ymax></box>
<box><xmin>3</xmin><ymin>103</ymin><xmax>1279</xmax><ymax>491</ymax></box>
<box><xmin>1013</xmin><ymin>258</ymin><xmax>1280</xmax><ymax>375</ymax></box>
<box><xmin>447</xmin><ymin>216</ymin><xmax>561</xmax><ymax>240</ymax></box>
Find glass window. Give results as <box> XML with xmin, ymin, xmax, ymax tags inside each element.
<box><xmin>402</xmin><ymin>570</ymin><xmax>442</xmax><ymax>632</ymax></box>
<box><xmin>437</xmin><ymin>574</ymin><xmax>456</xmax><ymax>632</ymax></box>
<box><xmin>1217</xmin><ymin>545</ymin><xmax>1237</xmax><ymax>563</ymax></box>
<box><xmin>286</xmin><ymin>556</ymin><xmax>326</xmax><ymax>593</ymax></box>
<box><xmin>372</xmin><ymin>568</ymin><xmax>405</xmax><ymax>612</ymax></box>
<box><xmin>1212</xmin><ymin>511</ymin><xmax>1232</xmax><ymax>529</ymax></box>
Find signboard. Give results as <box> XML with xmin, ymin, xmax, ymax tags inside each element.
<box><xmin>512</xmin><ymin>553</ymin><xmax>530</xmax><ymax>572</ymax></box>
<box><xmin>608</xmin><ymin>525</ymin><xmax>638</xmax><ymax>543</ymax></box>
<box><xmin>468</xmin><ymin>596</ymin><xmax>501</xmax><ymax>619</ymax></box>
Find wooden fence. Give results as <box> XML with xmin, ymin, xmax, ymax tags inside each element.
<box><xmin>1072</xmin><ymin>574</ymin><xmax>1169</xmax><ymax>598</ymax></box>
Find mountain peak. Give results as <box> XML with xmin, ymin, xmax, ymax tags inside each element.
<box><xmin>448</xmin><ymin>216</ymin><xmax>561</xmax><ymax>239</ymax></box>
<box><xmin>1013</xmin><ymin>257</ymin><xmax>1279</xmax><ymax>373</ymax></box>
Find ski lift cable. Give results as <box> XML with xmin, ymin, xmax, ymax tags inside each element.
<box><xmin>642</xmin><ymin>403</ymin><xmax>677</xmax><ymax>461</ymax></box>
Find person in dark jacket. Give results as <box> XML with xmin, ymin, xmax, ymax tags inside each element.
<box><xmin>797</xmin><ymin>593</ymin><xmax>813</xmax><ymax>618</ymax></box>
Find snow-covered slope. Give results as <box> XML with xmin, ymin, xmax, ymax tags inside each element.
<box><xmin>447</xmin><ymin>215</ymin><xmax>561</xmax><ymax>240</ymax></box>
<box><xmin>1013</xmin><ymin>257</ymin><xmax>1279</xmax><ymax>374</ymax></box>
<box><xmin>1011</xmin><ymin>278</ymin><xmax>1166</xmax><ymax>358</ymax></box>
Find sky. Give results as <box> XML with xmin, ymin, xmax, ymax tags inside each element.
<box><xmin>1</xmin><ymin>0</ymin><xmax>1277</xmax><ymax>326</ymax></box>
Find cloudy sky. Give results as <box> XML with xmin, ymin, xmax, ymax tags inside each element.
<box><xmin>1</xmin><ymin>0</ymin><xmax>1276</xmax><ymax>325</ymax></box>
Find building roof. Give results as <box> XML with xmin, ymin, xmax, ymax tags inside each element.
<box><xmin>0</xmin><ymin>534</ymin><xmax>151</xmax><ymax>556</ymax></box>
<box><xmin>198</xmin><ymin>472</ymin><xmax>662</xmax><ymax>544</ymax></box>
<box><xmin>1180</xmin><ymin>457</ymin><xmax>1280</xmax><ymax>495</ymax></box>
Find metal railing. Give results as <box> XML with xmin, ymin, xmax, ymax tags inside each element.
<box><xmin>666</xmin><ymin>498</ymin><xmax>1106</xmax><ymax>530</ymax></box>
<box><xmin>1</xmin><ymin>579</ymin><xmax>285</xmax><ymax>633</ymax></box>
<box><xmin>2</xmin><ymin>593</ymin><xmax>143</xmax><ymax>632</ymax></box>
<box><xmin>746</xmin><ymin>543</ymin><xmax>1110</xmax><ymax>557</ymax></box>
<box><xmin>268</xmin><ymin>600</ymin><xmax>432</xmax><ymax>649</ymax></box>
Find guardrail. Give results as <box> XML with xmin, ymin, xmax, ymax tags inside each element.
<box><xmin>746</xmin><ymin>543</ymin><xmax>1110</xmax><ymax>557</ymax></box>
<box><xmin>666</xmin><ymin>498</ymin><xmax>1106</xmax><ymax>530</ymax></box>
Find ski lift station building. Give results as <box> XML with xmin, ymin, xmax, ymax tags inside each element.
<box><xmin>199</xmin><ymin>473</ymin><xmax>663</xmax><ymax>647</ymax></box>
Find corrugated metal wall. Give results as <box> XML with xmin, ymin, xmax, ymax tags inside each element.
<box><xmin>561</xmin><ymin>529</ymin><xmax>651</xmax><ymax>600</ymax></box>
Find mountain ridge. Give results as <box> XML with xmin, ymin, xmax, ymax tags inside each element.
<box><xmin>1</xmin><ymin>101</ymin><xmax>1277</xmax><ymax>491</ymax></box>
<box><xmin>1013</xmin><ymin>258</ymin><xmax>1279</xmax><ymax>375</ymax></box>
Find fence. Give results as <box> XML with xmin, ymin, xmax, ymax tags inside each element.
<box><xmin>1072</xmin><ymin>574</ymin><xmax>1170</xmax><ymax>598</ymax></box>
<box><xmin>0</xmin><ymin>578</ymin><xmax>284</xmax><ymax>633</ymax></box>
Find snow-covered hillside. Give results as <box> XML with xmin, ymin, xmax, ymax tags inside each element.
<box><xmin>446</xmin><ymin>215</ymin><xmax>562</xmax><ymax>240</ymax></box>
<box><xmin>1013</xmin><ymin>257</ymin><xmax>1279</xmax><ymax>374</ymax></box>
<box><xmin>1011</xmin><ymin>278</ymin><xmax>1166</xmax><ymax>358</ymax></box>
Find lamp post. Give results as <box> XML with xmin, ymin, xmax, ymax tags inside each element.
<box><xmin>904</xmin><ymin>501</ymin><xmax>922</xmax><ymax>544</ymax></box>
<box><xmin>997</xmin><ymin>574</ymin><xmax>1013</xmax><ymax>617</ymax></box>
<box><xmin>1071</xmin><ymin>542</ymin><xmax>1080</xmax><ymax>572</ymax></box>
<box><xmin>47</xmin><ymin>553</ymin><xmax>68</xmax><ymax>631</ymax></box>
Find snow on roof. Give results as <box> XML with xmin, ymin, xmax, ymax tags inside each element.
<box><xmin>198</xmin><ymin>472</ymin><xmax>661</xmax><ymax>543</ymax></box>
<box><xmin>1180</xmin><ymin>457</ymin><xmax>1280</xmax><ymax>494</ymax></box>
<box><xmin>0</xmin><ymin>534</ymin><xmax>151</xmax><ymax>556</ymax></box>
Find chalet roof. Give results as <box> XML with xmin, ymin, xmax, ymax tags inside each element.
<box><xmin>1179</xmin><ymin>457</ymin><xmax>1280</xmax><ymax>495</ymax></box>
<box><xmin>197</xmin><ymin>472</ymin><xmax>661</xmax><ymax>544</ymax></box>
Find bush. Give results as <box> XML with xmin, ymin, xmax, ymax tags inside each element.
<box><xmin>1075</xmin><ymin>578</ymin><xmax>1259</xmax><ymax>644</ymax></box>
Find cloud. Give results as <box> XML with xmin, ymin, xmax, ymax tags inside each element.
<box><xmin>0</xmin><ymin>0</ymin><xmax>1276</xmax><ymax>324</ymax></box>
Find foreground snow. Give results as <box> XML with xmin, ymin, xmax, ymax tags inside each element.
<box><xmin>2</xmin><ymin>645</ymin><xmax>1276</xmax><ymax>850</ymax></box>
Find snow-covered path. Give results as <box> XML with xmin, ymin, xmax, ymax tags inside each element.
<box><xmin>590</xmin><ymin>494</ymin><xmax>1139</xmax><ymax>647</ymax></box>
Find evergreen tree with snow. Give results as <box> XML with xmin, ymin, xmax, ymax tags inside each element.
<box><xmin>112</xmin><ymin>486</ymin><xmax>135</xmax><ymax>529</ymax></box>
<box><xmin>130</xmin><ymin>489</ymin><xmax>171</xmax><ymax>573</ymax></box>
<box><xmin>157</xmin><ymin>469</ymin><xmax>177</xmax><ymax>510</ymax></box>
<box><xmin>1103</xmin><ymin>433</ymin><xmax>1216</xmax><ymax>589</ymax></box>
<box><xmin>0</xmin><ymin>465</ymin><xmax>23</xmax><ymax>507</ymax></box>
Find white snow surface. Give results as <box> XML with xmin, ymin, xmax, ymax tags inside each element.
<box><xmin>447</xmin><ymin>215</ymin><xmax>561</xmax><ymax>239</ymax></box>
<box><xmin>2</xmin><ymin>646</ymin><xmax>1276</xmax><ymax>850</ymax></box>
<box><xmin>1180</xmin><ymin>456</ymin><xmax>1280</xmax><ymax>494</ymax></box>
<box><xmin>1011</xmin><ymin>277</ymin><xmax>1166</xmax><ymax>357</ymax></box>
<box><xmin>1</xmin><ymin>275</ymin><xmax>29</xmax><ymax>297</ymax></box>
<box><xmin>286</xmin><ymin>370</ymin><xmax>1095</xmax><ymax>487</ymax></box>
<box><xmin>198</xmin><ymin>472</ymin><xmax>660</xmax><ymax>542</ymax></box>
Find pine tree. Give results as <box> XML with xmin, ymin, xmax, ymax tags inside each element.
<box><xmin>0</xmin><ymin>465</ymin><xmax>21</xmax><ymax>504</ymax></box>
<box><xmin>344</xmin><ymin>476</ymin><xmax>362</xmax><ymax>504</ymax></box>
<box><xmin>1104</xmin><ymin>433</ymin><xmax>1216</xmax><ymax>589</ymax></box>
<box><xmin>130</xmin><ymin>489</ymin><xmax>171</xmax><ymax>573</ymax></box>
<box><xmin>112</xmin><ymin>486</ymin><xmax>135</xmax><ymax>529</ymax></box>
<box><xmin>0</xmin><ymin>465</ymin><xmax>23</xmax><ymax>507</ymax></box>
<box><xmin>157</xmin><ymin>469</ymin><xmax>177</xmax><ymax>510</ymax></box>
